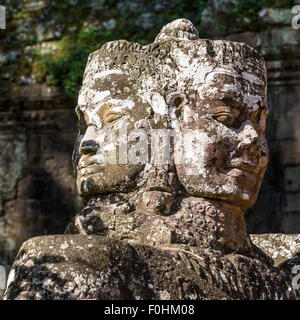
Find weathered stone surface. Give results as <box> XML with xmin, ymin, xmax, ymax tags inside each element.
<box><xmin>251</xmin><ymin>233</ymin><xmax>300</xmax><ymax>297</ymax></box>
<box><xmin>1</xmin><ymin>0</ymin><xmax>300</xmax><ymax>284</ymax></box>
<box><xmin>3</xmin><ymin>235</ymin><xmax>295</xmax><ymax>300</ymax></box>
<box><xmin>4</xmin><ymin>19</ymin><xmax>300</xmax><ymax>300</ymax></box>
<box><xmin>66</xmin><ymin>197</ymin><xmax>256</xmax><ymax>255</ymax></box>
<box><xmin>0</xmin><ymin>133</ymin><xmax>26</xmax><ymax>213</ymax></box>
<box><xmin>251</xmin><ymin>233</ymin><xmax>300</xmax><ymax>267</ymax></box>
<box><xmin>258</xmin><ymin>8</ymin><xmax>293</xmax><ymax>25</ymax></box>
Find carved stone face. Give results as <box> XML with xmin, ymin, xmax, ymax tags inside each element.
<box><xmin>74</xmin><ymin>70</ymin><xmax>150</xmax><ymax>196</ymax></box>
<box><xmin>74</xmin><ymin>19</ymin><xmax>269</xmax><ymax>210</ymax></box>
<box><xmin>175</xmin><ymin>66</ymin><xmax>269</xmax><ymax>209</ymax></box>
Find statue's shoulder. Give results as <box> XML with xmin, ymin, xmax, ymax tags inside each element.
<box><xmin>3</xmin><ymin>234</ymin><xmax>297</xmax><ymax>300</ymax></box>
<box><xmin>250</xmin><ymin>233</ymin><xmax>300</xmax><ymax>270</ymax></box>
<box><xmin>3</xmin><ymin>235</ymin><xmax>231</xmax><ymax>300</ymax></box>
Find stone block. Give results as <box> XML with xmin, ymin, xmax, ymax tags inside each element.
<box><xmin>275</xmin><ymin>91</ymin><xmax>300</xmax><ymax>140</ymax></box>
<box><xmin>281</xmin><ymin>193</ymin><xmax>300</xmax><ymax>213</ymax></box>
<box><xmin>279</xmin><ymin>140</ymin><xmax>300</xmax><ymax>165</ymax></box>
<box><xmin>258</xmin><ymin>8</ymin><xmax>293</xmax><ymax>25</ymax></box>
<box><xmin>251</xmin><ymin>233</ymin><xmax>300</xmax><ymax>265</ymax></box>
<box><xmin>280</xmin><ymin>212</ymin><xmax>300</xmax><ymax>233</ymax></box>
<box><xmin>258</xmin><ymin>27</ymin><xmax>300</xmax><ymax>59</ymax></box>
<box><xmin>284</xmin><ymin>167</ymin><xmax>300</xmax><ymax>192</ymax></box>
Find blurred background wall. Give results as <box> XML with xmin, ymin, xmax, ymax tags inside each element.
<box><xmin>0</xmin><ymin>0</ymin><xmax>300</xmax><ymax>275</ymax></box>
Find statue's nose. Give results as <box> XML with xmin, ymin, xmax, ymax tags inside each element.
<box><xmin>80</xmin><ymin>140</ymin><xmax>99</xmax><ymax>155</ymax></box>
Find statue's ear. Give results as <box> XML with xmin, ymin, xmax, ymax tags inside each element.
<box><xmin>166</xmin><ymin>93</ymin><xmax>186</xmax><ymax>117</ymax></box>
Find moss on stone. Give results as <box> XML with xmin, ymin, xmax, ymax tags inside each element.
<box><xmin>0</xmin><ymin>0</ymin><xmax>210</xmax><ymax>98</ymax></box>
<box><xmin>0</xmin><ymin>0</ymin><xmax>295</xmax><ymax>98</ymax></box>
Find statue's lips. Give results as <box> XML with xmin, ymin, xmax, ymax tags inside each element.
<box><xmin>224</xmin><ymin>160</ymin><xmax>259</xmax><ymax>175</ymax></box>
<box><xmin>77</xmin><ymin>163</ymin><xmax>105</xmax><ymax>175</ymax></box>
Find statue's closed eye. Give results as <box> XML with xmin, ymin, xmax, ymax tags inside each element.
<box><xmin>212</xmin><ymin>111</ymin><xmax>235</xmax><ymax>127</ymax></box>
<box><xmin>97</xmin><ymin>103</ymin><xmax>125</xmax><ymax>126</ymax></box>
<box><xmin>209</xmin><ymin>104</ymin><xmax>237</xmax><ymax>127</ymax></box>
<box><xmin>103</xmin><ymin>113</ymin><xmax>124</xmax><ymax>124</ymax></box>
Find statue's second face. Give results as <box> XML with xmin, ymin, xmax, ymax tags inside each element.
<box><xmin>175</xmin><ymin>65</ymin><xmax>268</xmax><ymax>209</ymax></box>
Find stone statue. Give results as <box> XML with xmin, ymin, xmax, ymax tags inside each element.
<box><xmin>3</xmin><ymin>19</ymin><xmax>299</xmax><ymax>300</ymax></box>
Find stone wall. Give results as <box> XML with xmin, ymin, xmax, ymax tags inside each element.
<box><xmin>0</xmin><ymin>84</ymin><xmax>81</xmax><ymax>275</ymax></box>
<box><xmin>1</xmin><ymin>0</ymin><xmax>300</xmax><ymax>286</ymax></box>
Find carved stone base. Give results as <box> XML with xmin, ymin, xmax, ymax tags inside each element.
<box><xmin>3</xmin><ymin>235</ymin><xmax>295</xmax><ymax>300</ymax></box>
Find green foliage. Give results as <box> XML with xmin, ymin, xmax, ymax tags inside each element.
<box><xmin>40</xmin><ymin>41</ymin><xmax>93</xmax><ymax>97</ymax></box>
<box><xmin>37</xmin><ymin>21</ymin><xmax>140</xmax><ymax>97</ymax></box>
<box><xmin>213</xmin><ymin>0</ymin><xmax>292</xmax><ymax>35</ymax></box>
<box><xmin>3</xmin><ymin>0</ymin><xmax>296</xmax><ymax>98</ymax></box>
<box><xmin>236</xmin><ymin>0</ymin><xmax>294</xmax><ymax>14</ymax></box>
<box><xmin>266</xmin><ymin>0</ymin><xmax>294</xmax><ymax>7</ymax></box>
<box><xmin>236</xmin><ymin>0</ymin><xmax>267</xmax><ymax>13</ymax></box>
<box><xmin>3</xmin><ymin>0</ymin><xmax>210</xmax><ymax>98</ymax></box>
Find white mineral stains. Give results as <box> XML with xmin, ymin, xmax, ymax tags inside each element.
<box><xmin>206</xmin><ymin>69</ymin><xmax>241</xmax><ymax>82</ymax></box>
<box><xmin>137</xmin><ymin>163</ymin><xmax>153</xmax><ymax>187</ymax></box>
<box><xmin>94</xmin><ymin>69</ymin><xmax>124</xmax><ymax>79</ymax></box>
<box><xmin>109</xmin><ymin>106</ymin><xmax>125</xmax><ymax>113</ymax></box>
<box><xmin>241</xmin><ymin>193</ymin><xmax>250</xmax><ymax>200</ymax></box>
<box><xmin>182</xmin><ymin>129</ymin><xmax>207</xmax><ymax>176</ymax></box>
<box><xmin>242</xmin><ymin>71</ymin><xmax>265</xmax><ymax>86</ymax></box>
<box><xmin>82</xmin><ymin>56</ymin><xmax>101</xmax><ymax>85</ymax></box>
<box><xmin>43</xmin><ymin>278</ymin><xmax>53</xmax><ymax>286</ymax></box>
<box><xmin>106</xmin><ymin>99</ymin><xmax>135</xmax><ymax>110</ymax></box>
<box><xmin>221</xmin><ymin>83</ymin><xmax>239</xmax><ymax>92</ymax></box>
<box><xmin>173</xmin><ymin>48</ymin><xmax>190</xmax><ymax>68</ymax></box>
<box><xmin>171</xmin><ymin>19</ymin><xmax>183</xmax><ymax>29</ymax></box>
<box><xmin>78</xmin><ymin>87</ymin><xmax>110</xmax><ymax>109</ymax></box>
<box><xmin>78</xmin><ymin>90</ymin><xmax>87</xmax><ymax>106</ymax></box>
<box><xmin>87</xmin><ymin>210</ymin><xmax>96</xmax><ymax>217</ymax></box>
<box><xmin>146</xmin><ymin>92</ymin><xmax>168</xmax><ymax>115</ymax></box>
<box><xmin>236</xmin><ymin>120</ymin><xmax>259</xmax><ymax>148</ymax></box>
<box><xmin>167</xmin><ymin>49</ymin><xmax>266</xmax><ymax>112</ymax></box>
<box><xmin>229</xmin><ymin>150</ymin><xmax>236</xmax><ymax>159</ymax></box>
<box><xmin>60</xmin><ymin>242</ymin><xmax>69</xmax><ymax>250</ymax></box>
<box><xmin>183</xmin><ymin>105</ymin><xmax>191</xmax><ymax>123</ymax></box>
<box><xmin>178</xmin><ymin>58</ymin><xmax>214</xmax><ymax>90</ymax></box>
<box><xmin>258</xmin><ymin>138</ymin><xmax>268</xmax><ymax>155</ymax></box>
<box><xmin>80</xmin><ymin>125</ymin><xmax>98</xmax><ymax>145</ymax></box>
<box><xmin>73</xmin><ymin>23</ymin><xmax>270</xmax><ymax>207</ymax></box>
<box><xmin>251</xmin><ymin>234</ymin><xmax>300</xmax><ymax>261</ymax></box>
<box><xmin>93</xmin><ymin>90</ymin><xmax>111</xmax><ymax>104</ymax></box>
<box><xmin>243</xmin><ymin>93</ymin><xmax>262</xmax><ymax>111</ymax></box>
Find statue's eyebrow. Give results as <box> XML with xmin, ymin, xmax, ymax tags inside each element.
<box><xmin>208</xmin><ymin>94</ymin><xmax>253</xmax><ymax>116</ymax></box>
<box><xmin>207</xmin><ymin>92</ymin><xmax>240</xmax><ymax>106</ymax></box>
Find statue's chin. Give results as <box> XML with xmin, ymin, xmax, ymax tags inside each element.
<box><xmin>76</xmin><ymin>176</ymin><xmax>136</xmax><ymax>198</ymax></box>
<box><xmin>183</xmin><ymin>188</ymin><xmax>258</xmax><ymax>210</ymax></box>
<box><xmin>210</xmin><ymin>193</ymin><xmax>257</xmax><ymax>210</ymax></box>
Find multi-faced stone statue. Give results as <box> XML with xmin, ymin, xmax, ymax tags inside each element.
<box><xmin>3</xmin><ymin>19</ymin><xmax>299</xmax><ymax>300</ymax></box>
